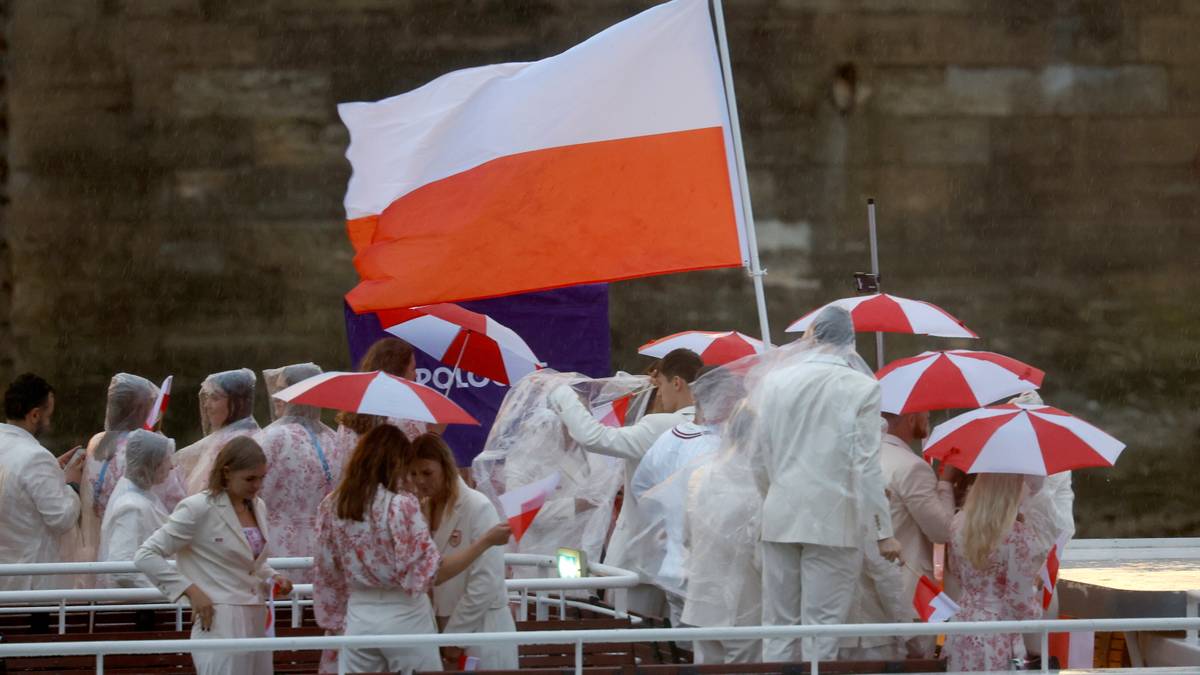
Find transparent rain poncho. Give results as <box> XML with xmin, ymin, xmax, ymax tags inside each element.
<box><xmin>635</xmin><ymin>307</ymin><xmax>887</xmax><ymax>628</ymax></box>
<box><xmin>175</xmin><ymin>368</ymin><xmax>260</xmax><ymax>496</ymax></box>
<box><xmin>99</xmin><ymin>430</ymin><xmax>174</xmax><ymax>588</ymax></box>
<box><xmin>257</xmin><ymin>363</ymin><xmax>340</xmax><ymax>571</ymax></box>
<box><xmin>77</xmin><ymin>373</ymin><xmax>160</xmax><ymax>564</ymax></box>
<box><xmin>471</xmin><ymin>370</ymin><xmax>646</xmax><ymax>569</ymax></box>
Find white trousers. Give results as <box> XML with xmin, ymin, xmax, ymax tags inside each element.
<box><xmin>190</xmin><ymin>603</ymin><xmax>271</xmax><ymax>675</ymax></box>
<box><xmin>694</xmin><ymin>638</ymin><xmax>762</xmax><ymax>664</ymax></box>
<box><xmin>342</xmin><ymin>589</ymin><xmax>442</xmax><ymax>674</ymax></box>
<box><xmin>442</xmin><ymin>605</ymin><xmax>519</xmax><ymax>670</ymax></box>
<box><xmin>760</xmin><ymin>541</ymin><xmax>861</xmax><ymax>664</ymax></box>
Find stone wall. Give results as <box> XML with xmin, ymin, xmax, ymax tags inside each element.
<box><xmin>3</xmin><ymin>0</ymin><xmax>1199</xmax><ymax>536</ymax></box>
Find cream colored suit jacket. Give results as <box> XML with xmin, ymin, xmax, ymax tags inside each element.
<box><xmin>135</xmin><ymin>491</ymin><xmax>276</xmax><ymax>605</ymax></box>
<box><xmin>432</xmin><ymin>479</ymin><xmax>509</xmax><ymax>633</ymax></box>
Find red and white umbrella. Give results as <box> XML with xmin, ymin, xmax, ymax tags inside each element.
<box><xmin>376</xmin><ymin>303</ymin><xmax>540</xmax><ymax>386</ymax></box>
<box><xmin>786</xmin><ymin>293</ymin><xmax>977</xmax><ymax>338</ymax></box>
<box><xmin>923</xmin><ymin>403</ymin><xmax>1125</xmax><ymax>475</ymax></box>
<box><xmin>638</xmin><ymin>330</ymin><xmax>766</xmax><ymax>366</ymax></box>
<box><xmin>272</xmin><ymin>371</ymin><xmax>478</xmax><ymax>426</ymax></box>
<box><xmin>876</xmin><ymin>350</ymin><xmax>1045</xmax><ymax>414</ymax></box>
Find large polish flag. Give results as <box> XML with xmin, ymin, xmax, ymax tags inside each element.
<box><xmin>340</xmin><ymin>0</ymin><xmax>747</xmax><ymax>312</ymax></box>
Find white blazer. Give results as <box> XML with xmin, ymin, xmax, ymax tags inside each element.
<box><xmin>135</xmin><ymin>491</ymin><xmax>276</xmax><ymax>605</ymax></box>
<box><xmin>433</xmin><ymin>480</ymin><xmax>509</xmax><ymax>629</ymax></box>
<box><xmin>549</xmin><ymin>385</ymin><xmax>693</xmax><ymax>577</ymax></box>
<box><xmin>757</xmin><ymin>354</ymin><xmax>893</xmax><ymax>547</ymax></box>
<box><xmin>0</xmin><ymin>423</ymin><xmax>80</xmax><ymax>591</ymax></box>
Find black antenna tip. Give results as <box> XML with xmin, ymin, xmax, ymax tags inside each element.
<box><xmin>867</xmin><ymin>198</ymin><xmax>875</xmax><ymax>205</ymax></box>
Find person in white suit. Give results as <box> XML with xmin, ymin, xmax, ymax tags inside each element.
<box><xmin>547</xmin><ymin>348</ymin><xmax>704</xmax><ymax>617</ymax></box>
<box><xmin>135</xmin><ymin>436</ymin><xmax>294</xmax><ymax>675</ymax></box>
<box><xmin>411</xmin><ymin>433</ymin><xmax>518</xmax><ymax>670</ymax></box>
<box><xmin>0</xmin><ymin>373</ymin><xmax>84</xmax><ymax>593</ymax></box>
<box><xmin>100</xmin><ymin>430</ymin><xmax>175</xmax><ymax>589</ymax></box>
<box><xmin>756</xmin><ymin>306</ymin><xmax>902</xmax><ymax>663</ymax></box>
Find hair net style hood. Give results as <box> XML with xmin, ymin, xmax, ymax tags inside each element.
<box><xmin>95</xmin><ymin>374</ymin><xmax>160</xmax><ymax>462</ymax></box>
<box><xmin>199</xmin><ymin>368</ymin><xmax>257</xmax><ymax>436</ymax></box>
<box><xmin>263</xmin><ymin>363</ymin><xmax>323</xmax><ymax>422</ymax></box>
<box><xmin>176</xmin><ymin>369</ymin><xmax>261</xmax><ymax>497</ymax></box>
<box><xmin>798</xmin><ymin>305</ymin><xmax>873</xmax><ymax>376</ymax></box>
<box><xmin>123</xmin><ymin>430</ymin><xmax>174</xmax><ymax>490</ymax></box>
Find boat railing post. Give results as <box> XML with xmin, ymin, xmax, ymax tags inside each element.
<box><xmin>58</xmin><ymin>599</ymin><xmax>66</xmax><ymax>634</ymax></box>
<box><xmin>96</xmin><ymin>653</ymin><xmax>104</xmax><ymax>675</ymax></box>
<box><xmin>612</xmin><ymin>588</ymin><xmax>628</xmax><ymax>619</ymax></box>
<box><xmin>1039</xmin><ymin>629</ymin><xmax>1049</xmax><ymax>672</ymax></box>
<box><xmin>574</xmin><ymin>639</ymin><xmax>582</xmax><ymax>675</ymax></box>
<box><xmin>1187</xmin><ymin>590</ymin><xmax>1199</xmax><ymax>645</ymax></box>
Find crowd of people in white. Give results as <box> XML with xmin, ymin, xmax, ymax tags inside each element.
<box><xmin>0</xmin><ymin>307</ymin><xmax>1074</xmax><ymax>673</ymax></box>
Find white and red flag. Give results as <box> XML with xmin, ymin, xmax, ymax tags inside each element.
<box><xmin>144</xmin><ymin>375</ymin><xmax>173</xmax><ymax>430</ymax></box>
<box><xmin>913</xmin><ymin>574</ymin><xmax>960</xmax><ymax>623</ymax></box>
<box><xmin>339</xmin><ymin>0</ymin><xmax>747</xmax><ymax>311</ymax></box>
<box><xmin>496</xmin><ymin>472</ymin><xmax>561</xmax><ymax>543</ymax></box>
<box><xmin>592</xmin><ymin>393</ymin><xmax>635</xmax><ymax>428</ymax></box>
<box><xmin>1040</xmin><ymin>533</ymin><xmax>1071</xmax><ymax>609</ymax></box>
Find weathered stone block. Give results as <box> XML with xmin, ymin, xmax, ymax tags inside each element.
<box><xmin>252</xmin><ymin>120</ymin><xmax>348</xmax><ymax>167</ymax></box>
<box><xmin>990</xmin><ymin>117</ymin><xmax>1074</xmax><ymax>165</ymax></box>
<box><xmin>1168</xmin><ymin>67</ymin><xmax>1200</xmax><ymax>113</ymax></box>
<box><xmin>1141</xmin><ymin>16</ymin><xmax>1200</xmax><ymax>63</ymax></box>
<box><xmin>878</xmin><ymin>117</ymin><xmax>991</xmax><ymax>165</ymax></box>
<box><xmin>173</xmin><ymin>69</ymin><xmax>332</xmax><ymax>120</ymax></box>
<box><xmin>1081</xmin><ymin>118</ymin><xmax>1200</xmax><ymax>165</ymax></box>
<box><xmin>874</xmin><ymin>65</ymin><xmax>1168</xmax><ymax>115</ymax></box>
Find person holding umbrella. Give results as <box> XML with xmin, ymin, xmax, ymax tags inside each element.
<box><xmin>943</xmin><ymin>474</ymin><xmax>1048</xmax><ymax>671</ymax></box>
<box><xmin>547</xmin><ymin>347</ymin><xmax>703</xmax><ymax>618</ymax></box>
<box><xmin>255</xmin><ymin>363</ymin><xmax>339</xmax><ymax>578</ymax></box>
<box><xmin>923</xmin><ymin>395</ymin><xmax>1125</xmax><ymax>670</ymax></box>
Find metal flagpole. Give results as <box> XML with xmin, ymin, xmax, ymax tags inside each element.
<box><xmin>710</xmin><ymin>0</ymin><xmax>772</xmax><ymax>347</ymax></box>
<box><xmin>867</xmin><ymin>199</ymin><xmax>884</xmax><ymax>369</ymax></box>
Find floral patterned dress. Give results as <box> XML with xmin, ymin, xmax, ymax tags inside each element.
<box><xmin>254</xmin><ymin>419</ymin><xmax>340</xmax><ymax>580</ymax></box>
<box><xmin>944</xmin><ymin>512</ymin><xmax>1047</xmax><ymax>671</ymax></box>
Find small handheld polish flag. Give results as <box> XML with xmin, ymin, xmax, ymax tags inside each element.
<box><xmin>592</xmin><ymin>393</ymin><xmax>634</xmax><ymax>428</ymax></box>
<box><xmin>144</xmin><ymin>375</ymin><xmax>173</xmax><ymax>430</ymax></box>
<box><xmin>496</xmin><ymin>472</ymin><xmax>561</xmax><ymax>542</ymax></box>
<box><xmin>1040</xmin><ymin>533</ymin><xmax>1071</xmax><ymax>610</ymax></box>
<box><xmin>913</xmin><ymin>574</ymin><xmax>960</xmax><ymax>623</ymax></box>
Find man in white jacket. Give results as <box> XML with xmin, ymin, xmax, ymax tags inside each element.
<box><xmin>756</xmin><ymin>307</ymin><xmax>901</xmax><ymax>663</ymax></box>
<box><xmin>0</xmin><ymin>373</ymin><xmax>84</xmax><ymax>592</ymax></box>
<box><xmin>548</xmin><ymin>348</ymin><xmax>703</xmax><ymax>617</ymax></box>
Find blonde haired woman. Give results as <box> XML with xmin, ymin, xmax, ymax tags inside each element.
<box><xmin>411</xmin><ymin>433</ymin><xmax>518</xmax><ymax>670</ymax></box>
<box><xmin>136</xmin><ymin>436</ymin><xmax>293</xmax><ymax>675</ymax></box>
<box><xmin>944</xmin><ymin>473</ymin><xmax>1048</xmax><ymax>671</ymax></box>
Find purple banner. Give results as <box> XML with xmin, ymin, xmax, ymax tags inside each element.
<box><xmin>343</xmin><ymin>285</ymin><xmax>611</xmax><ymax>465</ymax></box>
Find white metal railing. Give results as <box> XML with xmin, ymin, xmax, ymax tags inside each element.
<box><xmin>1188</xmin><ymin>589</ymin><xmax>1200</xmax><ymax>646</ymax></box>
<box><xmin>1</xmin><ymin>617</ymin><xmax>1198</xmax><ymax>675</ymax></box>
<box><xmin>0</xmin><ymin>554</ymin><xmax>638</xmax><ymax>633</ymax></box>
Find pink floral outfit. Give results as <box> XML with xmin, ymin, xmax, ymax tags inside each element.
<box><xmin>255</xmin><ymin>418</ymin><xmax>340</xmax><ymax>577</ymax></box>
<box><xmin>313</xmin><ymin>488</ymin><xmax>442</xmax><ymax>673</ymax></box>
<box><xmin>944</xmin><ymin>512</ymin><xmax>1047</xmax><ymax>671</ymax></box>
